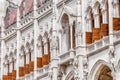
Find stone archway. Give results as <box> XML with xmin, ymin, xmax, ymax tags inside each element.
<box><xmin>89</xmin><ymin>60</ymin><xmax>113</xmax><ymax>80</ymax></box>
<box><xmin>96</xmin><ymin>65</ymin><xmax>113</xmax><ymax>80</ymax></box>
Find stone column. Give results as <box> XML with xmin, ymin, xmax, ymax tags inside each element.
<box><xmin>26</xmin><ymin>49</ymin><xmax>30</xmax><ymax>64</ymax></box>
<box><xmin>108</xmin><ymin>0</ymin><xmax>116</xmax><ymax>80</ymax></box>
<box><xmin>38</xmin><ymin>44</ymin><xmax>42</xmax><ymax>57</ymax></box>
<box><xmin>31</xmin><ymin>49</ymin><xmax>34</xmax><ymax>61</ymax></box>
<box><xmin>102</xmin><ymin>6</ymin><xmax>108</xmax><ymax>24</ymax></box>
<box><xmin>76</xmin><ymin>0</ymin><xmax>82</xmax><ymax>46</ymax></box>
<box><xmin>43</xmin><ymin>37</ymin><xmax>48</xmax><ymax>55</ymax></box>
<box><xmin>76</xmin><ymin>0</ymin><xmax>88</xmax><ymax>80</ymax></box>
<box><xmin>3</xmin><ymin>64</ymin><xmax>6</xmax><ymax>75</ymax></box>
<box><xmin>114</xmin><ymin>3</ymin><xmax>119</xmax><ymax>17</ymax></box>
<box><xmin>9</xmin><ymin>58</ymin><xmax>13</xmax><ymax>73</ymax></box>
<box><xmin>13</xmin><ymin>58</ymin><xmax>16</xmax><ymax>70</ymax></box>
<box><xmin>1</xmin><ymin>17</ymin><xmax>6</xmax><ymax>80</ymax></box>
<box><xmin>70</xmin><ymin>24</ymin><xmax>73</xmax><ymax>49</ymax></box>
<box><xmin>108</xmin><ymin>0</ymin><xmax>114</xmax><ymax>55</ymax></box>
<box><xmin>4</xmin><ymin>62</ymin><xmax>7</xmax><ymax>75</ymax></box>
<box><xmin>33</xmin><ymin>0</ymin><xmax>39</xmax><ymax>79</ymax></box>
<box><xmin>94</xmin><ymin>9</ymin><xmax>100</xmax><ymax>28</ymax></box>
<box><xmin>87</xmin><ymin>14</ymin><xmax>92</xmax><ymax>32</ymax></box>
<box><xmin>16</xmin><ymin>6</ymin><xmax>21</xmax><ymax>80</ymax></box>
<box><xmin>50</xmin><ymin>0</ymin><xmax>59</xmax><ymax>80</ymax></box>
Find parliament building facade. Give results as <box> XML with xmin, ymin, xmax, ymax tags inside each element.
<box><xmin>0</xmin><ymin>0</ymin><xmax>120</xmax><ymax>80</ymax></box>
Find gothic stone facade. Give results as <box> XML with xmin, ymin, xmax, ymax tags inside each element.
<box><xmin>0</xmin><ymin>0</ymin><xmax>120</xmax><ymax>80</ymax></box>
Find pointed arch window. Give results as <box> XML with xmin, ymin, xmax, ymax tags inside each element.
<box><xmin>91</xmin><ymin>12</ymin><xmax>94</xmax><ymax>28</ymax></box>
<box><xmin>29</xmin><ymin>49</ymin><xmax>31</xmax><ymax>61</ymax></box>
<box><xmin>72</xmin><ymin>21</ymin><xmax>76</xmax><ymax>48</ymax></box>
<box><xmin>24</xmin><ymin>52</ymin><xmax>26</xmax><ymax>65</ymax></box>
<box><xmin>12</xmin><ymin>59</ymin><xmax>14</xmax><ymax>70</ymax></box>
<box><xmin>61</xmin><ymin>14</ymin><xmax>71</xmax><ymax>52</ymax></box>
<box><xmin>99</xmin><ymin>8</ymin><xmax>102</xmax><ymax>25</ymax></box>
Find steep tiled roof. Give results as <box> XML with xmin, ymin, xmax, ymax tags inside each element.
<box><xmin>9</xmin><ymin>8</ymin><xmax>17</xmax><ymax>24</ymax></box>
<box><xmin>4</xmin><ymin>0</ymin><xmax>47</xmax><ymax>28</ymax></box>
<box><xmin>4</xmin><ymin>12</ymin><xmax>9</xmax><ymax>28</ymax></box>
<box><xmin>25</xmin><ymin>0</ymin><xmax>33</xmax><ymax>14</ymax></box>
<box><xmin>19</xmin><ymin>0</ymin><xmax>24</xmax><ymax>18</ymax></box>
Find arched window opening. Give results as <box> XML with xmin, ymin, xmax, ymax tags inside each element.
<box><xmin>86</xmin><ymin>8</ymin><xmax>93</xmax><ymax>44</ymax></box>
<box><xmin>12</xmin><ymin>59</ymin><xmax>14</xmax><ymax>70</ymax></box>
<box><xmin>48</xmin><ymin>38</ymin><xmax>51</xmax><ymax>62</ymax></box>
<box><xmin>100</xmin><ymin>2</ymin><xmax>109</xmax><ymax>38</ymax></box>
<box><xmin>7</xmin><ymin>61</ymin><xmax>10</xmax><ymax>73</ymax></box>
<box><xmin>29</xmin><ymin>49</ymin><xmax>31</xmax><ymax>61</ymax></box>
<box><xmin>24</xmin><ymin>53</ymin><xmax>26</xmax><ymax>65</ymax></box>
<box><xmin>91</xmin><ymin>11</ymin><xmax>94</xmax><ymax>28</ymax></box>
<box><xmin>61</xmin><ymin>14</ymin><xmax>70</xmax><ymax>53</ymax></box>
<box><xmin>106</xmin><ymin>3</ymin><xmax>109</xmax><ymax>23</ymax></box>
<box><xmin>72</xmin><ymin>21</ymin><xmax>76</xmax><ymax>48</ymax></box>
<box><xmin>42</xmin><ymin>34</ymin><xmax>50</xmax><ymax>66</ymax></box>
<box><xmin>97</xmin><ymin>65</ymin><xmax>113</xmax><ymax>80</ymax></box>
<box><xmin>42</xmin><ymin>41</ymin><xmax>44</xmax><ymax>55</ymax></box>
<box><xmin>37</xmin><ymin>37</ymin><xmax>43</xmax><ymax>68</ymax></box>
<box><xmin>99</xmin><ymin>6</ymin><xmax>102</xmax><ymax>25</ymax></box>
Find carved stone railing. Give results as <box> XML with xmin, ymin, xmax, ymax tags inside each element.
<box><xmin>59</xmin><ymin>50</ymin><xmax>75</xmax><ymax>64</ymax></box>
<box><xmin>86</xmin><ymin>36</ymin><xmax>110</xmax><ymax>53</ymax></box>
<box><xmin>37</xmin><ymin>65</ymin><xmax>49</xmax><ymax>77</ymax></box>
<box><xmin>25</xmin><ymin>73</ymin><xmax>31</xmax><ymax>80</ymax></box>
<box><xmin>114</xmin><ymin>30</ymin><xmax>120</xmax><ymax>42</ymax></box>
<box><xmin>19</xmin><ymin>77</ymin><xmax>25</xmax><ymax>80</ymax></box>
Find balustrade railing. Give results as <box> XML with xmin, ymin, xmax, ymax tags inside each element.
<box><xmin>86</xmin><ymin>36</ymin><xmax>110</xmax><ymax>53</ymax></box>
<box><xmin>37</xmin><ymin>65</ymin><xmax>49</xmax><ymax>77</ymax></box>
<box><xmin>114</xmin><ymin>31</ymin><xmax>120</xmax><ymax>42</ymax></box>
<box><xmin>59</xmin><ymin>50</ymin><xmax>75</xmax><ymax>64</ymax></box>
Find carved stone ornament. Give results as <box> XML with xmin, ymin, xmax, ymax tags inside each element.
<box><xmin>73</xmin><ymin>57</ymin><xmax>79</xmax><ymax>68</ymax></box>
<box><xmin>57</xmin><ymin>69</ymin><xmax>63</xmax><ymax>80</ymax></box>
<box><xmin>73</xmin><ymin>58</ymin><xmax>80</xmax><ymax>80</ymax></box>
<box><xmin>110</xmin><ymin>57</ymin><xmax>115</xmax><ymax>64</ymax></box>
<box><xmin>74</xmin><ymin>68</ymin><xmax>80</xmax><ymax>80</ymax></box>
<box><xmin>51</xmin><ymin>36</ymin><xmax>58</xmax><ymax>50</ymax></box>
<box><xmin>83</xmin><ymin>57</ymin><xmax>88</xmax><ymax>69</ymax></box>
<box><xmin>109</xmin><ymin>46</ymin><xmax>115</xmax><ymax>58</ymax></box>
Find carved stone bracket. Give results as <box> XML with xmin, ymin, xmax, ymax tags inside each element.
<box><xmin>109</xmin><ymin>46</ymin><xmax>115</xmax><ymax>58</ymax></box>
<box><xmin>73</xmin><ymin>57</ymin><xmax>80</xmax><ymax>80</ymax></box>
<box><xmin>73</xmin><ymin>57</ymin><xmax>79</xmax><ymax>68</ymax></box>
<box><xmin>83</xmin><ymin>56</ymin><xmax>88</xmax><ymax>69</ymax></box>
